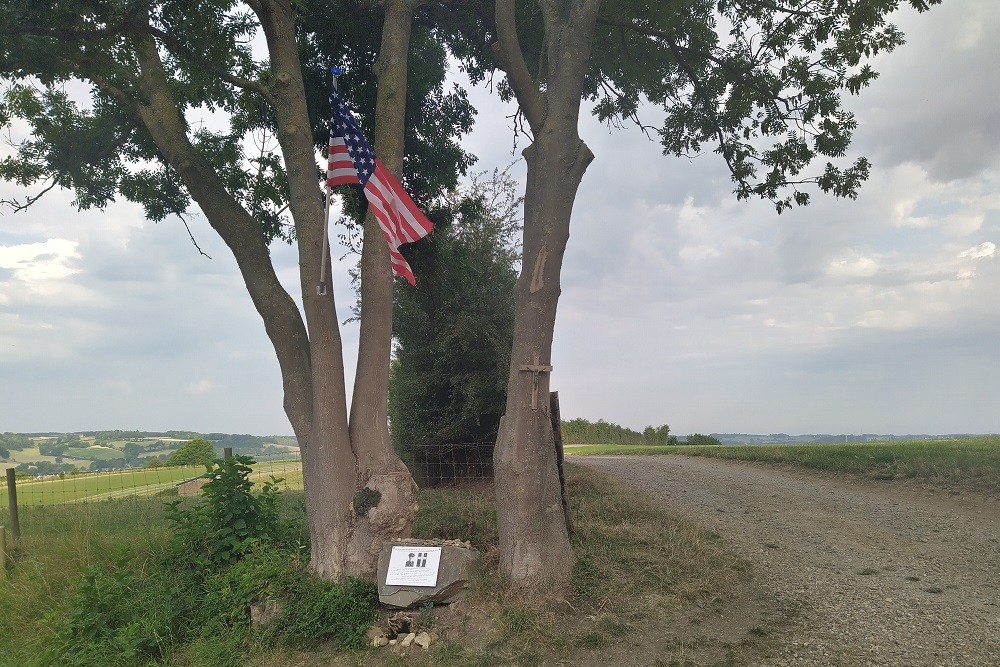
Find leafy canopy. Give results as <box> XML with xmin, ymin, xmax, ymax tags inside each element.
<box><xmin>0</xmin><ymin>0</ymin><xmax>474</xmax><ymax>236</ymax></box>
<box><xmin>166</xmin><ymin>437</ymin><xmax>216</xmax><ymax>467</ymax></box>
<box><xmin>455</xmin><ymin>0</ymin><xmax>942</xmax><ymax>212</ymax></box>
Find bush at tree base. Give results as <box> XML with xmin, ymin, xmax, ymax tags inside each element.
<box><xmin>40</xmin><ymin>456</ymin><xmax>377</xmax><ymax>667</ymax></box>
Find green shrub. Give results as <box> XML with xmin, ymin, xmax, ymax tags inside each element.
<box><xmin>37</xmin><ymin>456</ymin><xmax>376</xmax><ymax>666</ymax></box>
<box><xmin>164</xmin><ymin>455</ymin><xmax>290</xmax><ymax>570</ymax></box>
<box><xmin>45</xmin><ymin>563</ymin><xmax>176</xmax><ymax>667</ymax></box>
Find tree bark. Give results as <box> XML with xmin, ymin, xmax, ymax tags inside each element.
<box><xmin>255</xmin><ymin>0</ymin><xmax>360</xmax><ymax>578</ymax></box>
<box><xmin>133</xmin><ymin>0</ymin><xmax>424</xmax><ymax>579</ymax></box>
<box><xmin>346</xmin><ymin>0</ymin><xmax>423</xmax><ymax>578</ymax></box>
<box><xmin>492</xmin><ymin>0</ymin><xmax>601</xmax><ymax>587</ymax></box>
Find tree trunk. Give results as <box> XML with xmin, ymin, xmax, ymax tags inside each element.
<box><xmin>492</xmin><ymin>0</ymin><xmax>602</xmax><ymax>587</ymax></box>
<box><xmin>72</xmin><ymin>0</ymin><xmax>423</xmax><ymax>581</ymax></box>
<box><xmin>494</xmin><ymin>126</ymin><xmax>592</xmax><ymax>586</ymax></box>
<box><xmin>346</xmin><ymin>0</ymin><xmax>422</xmax><ymax>578</ymax></box>
<box><xmin>210</xmin><ymin>1</ymin><xmax>362</xmax><ymax>578</ymax></box>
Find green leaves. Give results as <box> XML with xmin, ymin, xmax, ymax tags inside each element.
<box><xmin>164</xmin><ymin>454</ymin><xmax>290</xmax><ymax>572</ymax></box>
<box><xmin>0</xmin><ymin>1</ymin><xmax>474</xmax><ymax>245</ymax></box>
<box><xmin>165</xmin><ymin>437</ymin><xmax>216</xmax><ymax>466</ymax></box>
<box><xmin>582</xmin><ymin>0</ymin><xmax>942</xmax><ymax>211</ymax></box>
<box><xmin>389</xmin><ymin>168</ymin><xmax>521</xmax><ymax>452</ymax></box>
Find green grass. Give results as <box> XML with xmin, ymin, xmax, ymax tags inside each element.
<box><xmin>5</xmin><ymin>447</ymin><xmax>59</xmax><ymax>464</ymax></box>
<box><xmin>3</xmin><ymin>463</ymin><xmax>749</xmax><ymax>667</ymax></box>
<box><xmin>1</xmin><ymin>467</ymin><xmax>204</xmax><ymax>506</ymax></box>
<box><xmin>0</xmin><ymin>497</ymin><xmax>173</xmax><ymax>666</ymax></box>
<box><xmin>565</xmin><ymin>443</ymin><xmax>675</xmax><ymax>456</ymax></box>
<box><xmin>63</xmin><ymin>446</ymin><xmax>127</xmax><ymax>461</ymax></box>
<box><xmin>0</xmin><ymin>459</ymin><xmax>305</xmax><ymax>507</ymax></box>
<box><xmin>567</xmin><ymin>436</ymin><xmax>1000</xmax><ymax>494</ymax></box>
<box><xmin>672</xmin><ymin>436</ymin><xmax>1000</xmax><ymax>492</ymax></box>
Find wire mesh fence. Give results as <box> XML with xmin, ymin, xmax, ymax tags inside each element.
<box><xmin>0</xmin><ymin>449</ymin><xmax>304</xmax><ymax>539</ymax></box>
<box><xmin>409</xmin><ymin>442</ymin><xmax>494</xmax><ymax>488</ymax></box>
<box><xmin>0</xmin><ymin>442</ymin><xmax>502</xmax><ymax>542</ymax></box>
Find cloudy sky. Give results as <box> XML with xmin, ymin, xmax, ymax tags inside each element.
<box><xmin>1</xmin><ymin>1</ymin><xmax>997</xmax><ymax>437</ymax></box>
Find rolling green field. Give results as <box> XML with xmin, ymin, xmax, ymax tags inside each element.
<box><xmin>566</xmin><ymin>436</ymin><xmax>1000</xmax><ymax>493</ymax></box>
<box><xmin>0</xmin><ymin>459</ymin><xmax>304</xmax><ymax>507</ymax></box>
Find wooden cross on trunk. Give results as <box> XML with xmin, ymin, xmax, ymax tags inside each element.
<box><xmin>518</xmin><ymin>354</ymin><xmax>553</xmax><ymax>411</ymax></box>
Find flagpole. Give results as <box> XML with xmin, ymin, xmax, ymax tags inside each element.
<box><xmin>318</xmin><ymin>66</ymin><xmax>342</xmax><ymax>296</ymax></box>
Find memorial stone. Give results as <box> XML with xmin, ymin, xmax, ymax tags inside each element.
<box><xmin>377</xmin><ymin>539</ymin><xmax>480</xmax><ymax>608</ymax></box>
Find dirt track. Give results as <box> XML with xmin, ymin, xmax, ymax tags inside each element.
<box><xmin>575</xmin><ymin>454</ymin><xmax>1000</xmax><ymax>666</ymax></box>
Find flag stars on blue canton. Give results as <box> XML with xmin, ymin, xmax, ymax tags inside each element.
<box><xmin>331</xmin><ymin>97</ymin><xmax>377</xmax><ymax>185</ymax></box>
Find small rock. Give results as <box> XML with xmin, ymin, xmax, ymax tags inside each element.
<box><xmin>400</xmin><ymin>632</ymin><xmax>416</xmax><ymax>647</ymax></box>
<box><xmin>372</xmin><ymin>636</ymin><xmax>389</xmax><ymax>647</ymax></box>
<box><xmin>249</xmin><ymin>598</ymin><xmax>283</xmax><ymax>629</ymax></box>
<box><xmin>414</xmin><ymin>631</ymin><xmax>432</xmax><ymax>649</ymax></box>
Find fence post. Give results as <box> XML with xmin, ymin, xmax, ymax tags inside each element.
<box><xmin>5</xmin><ymin>468</ymin><xmax>19</xmax><ymax>542</ymax></box>
<box><xmin>224</xmin><ymin>447</ymin><xmax>233</xmax><ymax>460</ymax></box>
<box><xmin>549</xmin><ymin>391</ymin><xmax>573</xmax><ymax>534</ymax></box>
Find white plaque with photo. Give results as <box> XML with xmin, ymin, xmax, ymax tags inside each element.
<box><xmin>384</xmin><ymin>546</ymin><xmax>442</xmax><ymax>587</ymax></box>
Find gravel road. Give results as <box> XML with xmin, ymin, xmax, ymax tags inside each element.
<box><xmin>575</xmin><ymin>455</ymin><xmax>1000</xmax><ymax>666</ymax></box>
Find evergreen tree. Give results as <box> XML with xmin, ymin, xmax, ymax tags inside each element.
<box><xmin>390</xmin><ymin>168</ymin><xmax>521</xmax><ymax>454</ymax></box>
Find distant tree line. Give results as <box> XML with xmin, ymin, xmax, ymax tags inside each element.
<box><xmin>0</xmin><ymin>432</ymin><xmax>32</xmax><ymax>450</ymax></box>
<box><xmin>1</xmin><ymin>431</ymin><xmax>284</xmax><ymax>474</ymax></box>
<box><xmin>685</xmin><ymin>433</ymin><xmax>723</xmax><ymax>446</ymax></box>
<box><xmin>16</xmin><ymin>460</ymin><xmax>79</xmax><ymax>476</ymax></box>
<box><xmin>561</xmin><ymin>418</ymin><xmax>675</xmax><ymax>445</ymax></box>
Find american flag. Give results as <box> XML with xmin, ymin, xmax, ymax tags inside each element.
<box><xmin>327</xmin><ymin>85</ymin><xmax>432</xmax><ymax>286</ymax></box>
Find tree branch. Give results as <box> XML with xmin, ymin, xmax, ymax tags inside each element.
<box><xmin>146</xmin><ymin>26</ymin><xmax>276</xmax><ymax>106</ymax></box>
<box><xmin>1</xmin><ymin>179</ymin><xmax>59</xmax><ymax>213</ymax></box>
<box><xmin>735</xmin><ymin>0</ymin><xmax>814</xmax><ymax>18</ymax></box>
<box><xmin>664</xmin><ymin>37</ymin><xmax>744</xmax><ymax>182</ymax></box>
<box><xmin>492</xmin><ymin>0</ymin><xmax>546</xmax><ymax>134</ymax></box>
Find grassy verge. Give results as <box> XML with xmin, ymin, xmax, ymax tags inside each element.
<box><xmin>0</xmin><ymin>498</ymin><xmax>174</xmax><ymax>666</ymax></box>
<box><xmin>272</xmin><ymin>464</ymin><xmax>748</xmax><ymax>667</ymax></box>
<box><xmin>567</xmin><ymin>437</ymin><xmax>1000</xmax><ymax>494</ymax></box>
<box><xmin>2</xmin><ymin>465</ymin><xmax>751</xmax><ymax>667</ymax></box>
<box><xmin>565</xmin><ymin>443</ymin><xmax>676</xmax><ymax>456</ymax></box>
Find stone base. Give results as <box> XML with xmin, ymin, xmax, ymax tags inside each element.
<box><xmin>377</xmin><ymin>539</ymin><xmax>481</xmax><ymax>608</ymax></box>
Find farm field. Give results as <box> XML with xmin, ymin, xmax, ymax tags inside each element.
<box><xmin>567</xmin><ymin>436</ymin><xmax>1000</xmax><ymax>494</ymax></box>
<box><xmin>5</xmin><ymin>447</ymin><xmax>58</xmax><ymax>464</ymax></box>
<box><xmin>0</xmin><ymin>458</ymin><xmax>304</xmax><ymax>506</ymax></box>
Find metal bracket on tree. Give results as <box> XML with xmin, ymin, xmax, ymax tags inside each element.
<box><xmin>519</xmin><ymin>354</ymin><xmax>553</xmax><ymax>410</ymax></box>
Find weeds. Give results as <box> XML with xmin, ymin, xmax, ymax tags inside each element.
<box><xmin>1</xmin><ymin>455</ymin><xmax>376</xmax><ymax>667</ymax></box>
<box><xmin>2</xmin><ymin>462</ymin><xmax>750</xmax><ymax>667</ymax></box>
